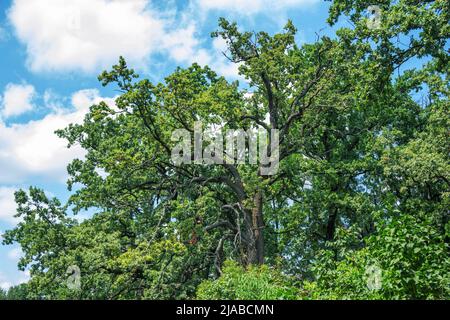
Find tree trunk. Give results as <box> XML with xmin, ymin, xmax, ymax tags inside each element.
<box><xmin>326</xmin><ymin>206</ymin><xmax>337</xmax><ymax>241</ymax></box>
<box><xmin>241</xmin><ymin>190</ymin><xmax>265</xmax><ymax>266</ymax></box>
<box><xmin>252</xmin><ymin>190</ymin><xmax>264</xmax><ymax>264</ymax></box>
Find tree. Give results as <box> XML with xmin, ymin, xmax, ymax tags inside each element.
<box><xmin>3</xmin><ymin>284</ymin><xmax>31</xmax><ymax>300</ymax></box>
<box><xmin>0</xmin><ymin>289</ymin><xmax>6</xmax><ymax>300</ymax></box>
<box><xmin>2</xmin><ymin>0</ymin><xmax>448</xmax><ymax>299</ymax></box>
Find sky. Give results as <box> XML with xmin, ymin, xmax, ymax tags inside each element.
<box><xmin>0</xmin><ymin>0</ymin><xmax>342</xmax><ymax>290</ymax></box>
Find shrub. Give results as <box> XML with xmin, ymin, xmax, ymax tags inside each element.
<box><xmin>196</xmin><ymin>261</ymin><xmax>299</xmax><ymax>300</ymax></box>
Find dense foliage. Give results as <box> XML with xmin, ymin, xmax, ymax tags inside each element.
<box><xmin>305</xmin><ymin>214</ymin><xmax>449</xmax><ymax>299</ymax></box>
<box><xmin>197</xmin><ymin>261</ymin><xmax>299</xmax><ymax>300</ymax></box>
<box><xmin>1</xmin><ymin>0</ymin><xmax>448</xmax><ymax>300</ymax></box>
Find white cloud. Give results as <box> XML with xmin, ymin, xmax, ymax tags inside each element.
<box><xmin>198</xmin><ymin>0</ymin><xmax>318</xmax><ymax>14</ymax></box>
<box><xmin>18</xmin><ymin>269</ymin><xmax>30</xmax><ymax>284</ymax></box>
<box><xmin>0</xmin><ymin>281</ymin><xmax>12</xmax><ymax>291</ymax></box>
<box><xmin>199</xmin><ymin>0</ymin><xmax>264</xmax><ymax>13</ymax></box>
<box><xmin>71</xmin><ymin>88</ymin><xmax>115</xmax><ymax>111</ymax></box>
<box><xmin>0</xmin><ymin>187</ymin><xmax>18</xmax><ymax>225</ymax></box>
<box><xmin>163</xmin><ymin>32</ymin><xmax>242</xmax><ymax>80</ymax></box>
<box><xmin>8</xmin><ymin>0</ymin><xmax>298</xmax><ymax>75</ymax></box>
<box><xmin>8</xmin><ymin>0</ymin><xmax>170</xmax><ymax>73</ymax></box>
<box><xmin>43</xmin><ymin>89</ymin><xmax>64</xmax><ymax>112</ymax></box>
<box><xmin>0</xmin><ymin>113</ymin><xmax>85</xmax><ymax>183</ymax></box>
<box><xmin>6</xmin><ymin>0</ymin><xmax>316</xmax><ymax>76</ymax></box>
<box><xmin>0</xmin><ymin>83</ymin><xmax>36</xmax><ymax>119</ymax></box>
<box><xmin>7</xmin><ymin>0</ymin><xmax>229</xmax><ymax>74</ymax></box>
<box><xmin>163</xmin><ymin>24</ymin><xmax>202</xmax><ymax>63</ymax></box>
<box><xmin>0</xmin><ymin>89</ymin><xmax>114</xmax><ymax>185</ymax></box>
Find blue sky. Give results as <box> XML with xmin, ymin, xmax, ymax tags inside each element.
<box><xmin>0</xmin><ymin>0</ymin><xmax>341</xmax><ymax>290</ymax></box>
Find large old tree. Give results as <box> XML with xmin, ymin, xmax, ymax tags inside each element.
<box><xmin>2</xmin><ymin>0</ymin><xmax>448</xmax><ymax>299</ymax></box>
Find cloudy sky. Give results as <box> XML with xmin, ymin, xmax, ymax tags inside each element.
<box><xmin>0</xmin><ymin>0</ymin><xmax>340</xmax><ymax>290</ymax></box>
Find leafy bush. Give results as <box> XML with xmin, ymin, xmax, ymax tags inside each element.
<box><xmin>197</xmin><ymin>261</ymin><xmax>299</xmax><ymax>300</ymax></box>
<box><xmin>303</xmin><ymin>215</ymin><xmax>450</xmax><ymax>300</ymax></box>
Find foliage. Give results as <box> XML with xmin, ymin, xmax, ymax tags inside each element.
<box><xmin>197</xmin><ymin>261</ymin><xmax>298</xmax><ymax>300</ymax></box>
<box><xmin>0</xmin><ymin>289</ymin><xmax>6</xmax><ymax>300</ymax></box>
<box><xmin>1</xmin><ymin>0</ymin><xmax>448</xmax><ymax>300</ymax></box>
<box><xmin>303</xmin><ymin>215</ymin><xmax>449</xmax><ymax>300</ymax></box>
<box><xmin>0</xmin><ymin>284</ymin><xmax>31</xmax><ymax>300</ymax></box>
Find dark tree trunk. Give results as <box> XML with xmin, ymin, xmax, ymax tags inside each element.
<box><xmin>326</xmin><ymin>206</ymin><xmax>337</xmax><ymax>241</ymax></box>
<box><xmin>252</xmin><ymin>190</ymin><xmax>264</xmax><ymax>264</ymax></box>
<box><xmin>240</xmin><ymin>190</ymin><xmax>265</xmax><ymax>266</ymax></box>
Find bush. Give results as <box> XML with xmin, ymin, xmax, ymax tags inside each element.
<box><xmin>196</xmin><ymin>261</ymin><xmax>299</xmax><ymax>300</ymax></box>
<box><xmin>303</xmin><ymin>215</ymin><xmax>450</xmax><ymax>299</ymax></box>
